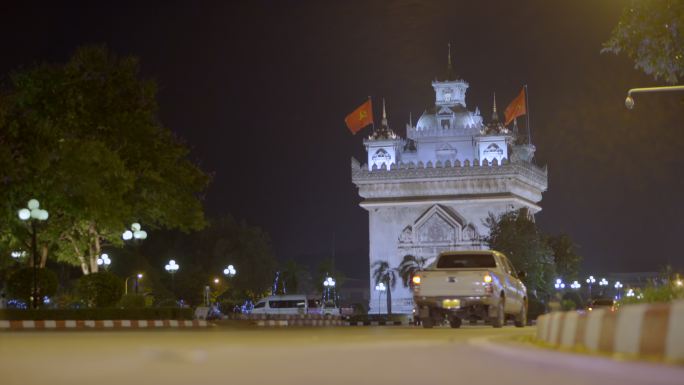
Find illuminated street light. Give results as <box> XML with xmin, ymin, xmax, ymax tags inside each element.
<box><xmin>124</xmin><ymin>273</ymin><xmax>144</xmax><ymax>295</ymax></box>
<box><xmin>570</xmin><ymin>281</ymin><xmax>581</xmax><ymax>290</ymax></box>
<box><xmin>17</xmin><ymin>199</ymin><xmax>49</xmax><ymax>309</ymax></box>
<box><xmin>375</xmin><ymin>282</ymin><xmax>386</xmax><ymax>314</ymax></box>
<box><xmin>586</xmin><ymin>275</ymin><xmax>596</xmax><ymax>298</ymax></box>
<box><xmin>11</xmin><ymin>251</ymin><xmax>27</xmax><ymax>259</ymax></box>
<box><xmin>213</xmin><ymin>277</ymin><xmax>220</xmax><ymax>284</ymax></box>
<box><xmin>165</xmin><ymin>259</ymin><xmax>180</xmax><ymax>300</ymax></box>
<box><xmin>223</xmin><ymin>264</ymin><xmax>237</xmax><ymax>277</ymax></box>
<box><xmin>626</xmin><ymin>288</ymin><xmax>635</xmax><ymax>297</ymax></box>
<box><xmin>96</xmin><ymin>253</ymin><xmax>111</xmax><ymax>270</ymax></box>
<box><xmin>599</xmin><ymin>278</ymin><xmax>609</xmax><ymax>286</ymax></box>
<box><xmin>323</xmin><ymin>276</ymin><xmax>336</xmax><ymax>305</ymax></box>
<box><xmin>554</xmin><ymin>278</ymin><xmax>565</xmax><ymax>290</ymax></box>
<box><xmin>614</xmin><ymin>281</ymin><xmax>623</xmax><ymax>299</ymax></box>
<box><xmin>122</xmin><ymin>222</ymin><xmax>147</xmax><ymax>241</ymax></box>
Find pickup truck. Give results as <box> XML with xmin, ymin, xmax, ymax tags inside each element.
<box><xmin>412</xmin><ymin>250</ymin><xmax>527</xmax><ymax>328</ymax></box>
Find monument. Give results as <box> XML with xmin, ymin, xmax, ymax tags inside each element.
<box><xmin>351</xmin><ymin>58</ymin><xmax>548</xmax><ymax>314</ymax></box>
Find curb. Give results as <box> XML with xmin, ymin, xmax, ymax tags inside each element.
<box><xmin>536</xmin><ymin>300</ymin><xmax>684</xmax><ymax>361</ymax></box>
<box><xmin>0</xmin><ymin>319</ymin><xmax>209</xmax><ymax>330</ymax></box>
<box><xmin>345</xmin><ymin>320</ymin><xmax>407</xmax><ymax>326</ymax></box>
<box><xmin>256</xmin><ymin>319</ymin><xmax>343</xmax><ymax>327</ymax></box>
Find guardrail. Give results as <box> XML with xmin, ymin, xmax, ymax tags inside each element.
<box><xmin>536</xmin><ymin>301</ymin><xmax>684</xmax><ymax>362</ymax></box>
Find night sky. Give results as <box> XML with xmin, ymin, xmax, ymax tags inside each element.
<box><xmin>3</xmin><ymin>1</ymin><xmax>682</xmax><ymax>280</ymax></box>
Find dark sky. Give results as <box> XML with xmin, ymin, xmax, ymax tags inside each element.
<box><xmin>3</xmin><ymin>1</ymin><xmax>682</xmax><ymax>280</ymax></box>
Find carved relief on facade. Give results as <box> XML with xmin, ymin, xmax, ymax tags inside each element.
<box><xmin>398</xmin><ymin>225</ymin><xmax>413</xmax><ymax>244</ymax></box>
<box><xmin>417</xmin><ymin>214</ymin><xmax>454</xmax><ymax>243</ymax></box>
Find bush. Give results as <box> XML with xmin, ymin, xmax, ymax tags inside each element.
<box><xmin>77</xmin><ymin>272</ymin><xmax>124</xmax><ymax>307</ymax></box>
<box><xmin>0</xmin><ymin>307</ymin><xmax>194</xmax><ymax>320</ymax></box>
<box><xmin>560</xmin><ymin>299</ymin><xmax>577</xmax><ymax>311</ymax></box>
<box><xmin>7</xmin><ymin>267</ymin><xmax>59</xmax><ymax>306</ymax></box>
<box><xmin>119</xmin><ymin>294</ymin><xmax>146</xmax><ymax>308</ymax></box>
<box><xmin>620</xmin><ymin>283</ymin><xmax>684</xmax><ymax>306</ymax></box>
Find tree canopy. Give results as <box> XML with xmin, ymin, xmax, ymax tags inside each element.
<box><xmin>603</xmin><ymin>0</ymin><xmax>684</xmax><ymax>84</ymax></box>
<box><xmin>0</xmin><ymin>45</ymin><xmax>210</xmax><ymax>274</ymax></box>
<box><xmin>485</xmin><ymin>208</ymin><xmax>556</xmax><ymax>299</ymax></box>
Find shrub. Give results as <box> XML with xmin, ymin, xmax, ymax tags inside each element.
<box><xmin>119</xmin><ymin>294</ymin><xmax>146</xmax><ymax>308</ymax></box>
<box><xmin>77</xmin><ymin>272</ymin><xmax>124</xmax><ymax>307</ymax></box>
<box><xmin>7</xmin><ymin>267</ymin><xmax>58</xmax><ymax>306</ymax></box>
<box><xmin>560</xmin><ymin>299</ymin><xmax>577</xmax><ymax>311</ymax></box>
<box><xmin>620</xmin><ymin>283</ymin><xmax>684</xmax><ymax>306</ymax></box>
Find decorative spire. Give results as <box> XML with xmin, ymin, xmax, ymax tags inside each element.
<box><xmin>491</xmin><ymin>92</ymin><xmax>499</xmax><ymax>122</ymax></box>
<box><xmin>448</xmin><ymin>43</ymin><xmax>452</xmax><ymax>70</ymax></box>
<box><xmin>382</xmin><ymin>98</ymin><xmax>388</xmax><ymax>127</ymax></box>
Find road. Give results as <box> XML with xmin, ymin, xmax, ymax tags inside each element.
<box><xmin>0</xmin><ymin>325</ymin><xmax>682</xmax><ymax>385</ymax></box>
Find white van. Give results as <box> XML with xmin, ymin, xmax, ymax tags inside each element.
<box><xmin>252</xmin><ymin>295</ymin><xmax>308</xmax><ymax>315</ymax></box>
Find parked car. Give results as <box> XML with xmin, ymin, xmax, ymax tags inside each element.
<box><xmin>252</xmin><ymin>295</ymin><xmax>308</xmax><ymax>315</ymax></box>
<box><xmin>413</xmin><ymin>250</ymin><xmax>527</xmax><ymax>328</ymax></box>
<box><xmin>586</xmin><ymin>298</ymin><xmax>616</xmax><ymax>312</ymax></box>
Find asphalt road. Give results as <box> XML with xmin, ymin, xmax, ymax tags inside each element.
<box><xmin>1</xmin><ymin>325</ymin><xmax>682</xmax><ymax>385</ymax></box>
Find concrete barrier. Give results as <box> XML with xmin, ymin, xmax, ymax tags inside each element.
<box><xmin>0</xmin><ymin>319</ymin><xmax>209</xmax><ymax>330</ymax></box>
<box><xmin>536</xmin><ymin>300</ymin><xmax>684</xmax><ymax>362</ymax></box>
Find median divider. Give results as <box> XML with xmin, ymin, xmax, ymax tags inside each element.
<box><xmin>536</xmin><ymin>300</ymin><xmax>684</xmax><ymax>362</ymax></box>
<box><xmin>0</xmin><ymin>319</ymin><xmax>209</xmax><ymax>330</ymax></box>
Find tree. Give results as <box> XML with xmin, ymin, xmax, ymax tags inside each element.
<box><xmin>280</xmin><ymin>259</ymin><xmax>308</xmax><ymax>294</ymax></box>
<box><xmin>0</xmin><ymin>45</ymin><xmax>210</xmax><ymax>274</ymax></box>
<box><xmin>372</xmin><ymin>260</ymin><xmax>397</xmax><ymax>315</ymax></box>
<box><xmin>603</xmin><ymin>0</ymin><xmax>684</xmax><ymax>84</ymax></box>
<box><xmin>77</xmin><ymin>272</ymin><xmax>124</xmax><ymax>307</ymax></box>
<box><xmin>485</xmin><ymin>208</ymin><xmax>555</xmax><ymax>299</ymax></box>
<box><xmin>547</xmin><ymin>234</ymin><xmax>582</xmax><ymax>281</ymax></box>
<box><xmin>397</xmin><ymin>255</ymin><xmax>429</xmax><ymax>288</ymax></box>
<box><xmin>7</xmin><ymin>267</ymin><xmax>58</xmax><ymax>307</ymax></box>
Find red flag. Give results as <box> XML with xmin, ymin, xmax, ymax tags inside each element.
<box><xmin>504</xmin><ymin>87</ymin><xmax>526</xmax><ymax>126</ymax></box>
<box><xmin>345</xmin><ymin>99</ymin><xmax>374</xmax><ymax>134</ymax></box>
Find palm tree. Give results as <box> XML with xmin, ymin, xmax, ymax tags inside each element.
<box><xmin>398</xmin><ymin>255</ymin><xmax>429</xmax><ymax>288</ymax></box>
<box><xmin>372</xmin><ymin>260</ymin><xmax>397</xmax><ymax>315</ymax></box>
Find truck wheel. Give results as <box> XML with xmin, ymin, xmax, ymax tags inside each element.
<box><xmin>491</xmin><ymin>299</ymin><xmax>505</xmax><ymax>328</ymax></box>
<box><xmin>514</xmin><ymin>301</ymin><xmax>527</xmax><ymax>328</ymax></box>
<box><xmin>422</xmin><ymin>317</ymin><xmax>434</xmax><ymax>329</ymax></box>
<box><xmin>449</xmin><ymin>316</ymin><xmax>462</xmax><ymax>329</ymax></box>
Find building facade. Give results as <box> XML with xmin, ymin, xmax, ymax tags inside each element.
<box><xmin>351</xmin><ymin>63</ymin><xmax>548</xmax><ymax>314</ymax></box>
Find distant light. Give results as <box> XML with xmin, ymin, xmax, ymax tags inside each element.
<box><xmin>570</xmin><ymin>281</ymin><xmax>581</xmax><ymax>289</ymax></box>
<box><xmin>586</xmin><ymin>276</ymin><xmax>595</xmax><ymax>284</ymax></box>
<box><xmin>412</xmin><ymin>276</ymin><xmax>421</xmax><ymax>285</ymax></box>
<box><xmin>122</xmin><ymin>230</ymin><xmax>133</xmax><ymax>240</ymax></box>
<box><xmin>131</xmin><ymin>223</ymin><xmax>141</xmax><ymax>231</ymax></box>
<box><xmin>27</xmin><ymin>199</ymin><xmax>40</xmax><ymax>210</ymax></box>
<box><xmin>165</xmin><ymin>259</ymin><xmax>179</xmax><ymax>272</ymax></box>
<box><xmin>483</xmin><ymin>274</ymin><xmax>492</xmax><ymax>283</ymax></box>
<box><xmin>626</xmin><ymin>289</ymin><xmax>635</xmax><ymax>297</ymax></box>
<box><xmin>676</xmin><ymin>280</ymin><xmax>683</xmax><ymax>287</ymax></box>
<box><xmin>214</xmin><ymin>278</ymin><xmax>220</xmax><ymax>284</ymax></box>
<box><xmin>375</xmin><ymin>282</ymin><xmax>386</xmax><ymax>291</ymax></box>
<box><xmin>137</xmin><ymin>273</ymin><xmax>143</xmax><ymax>279</ymax></box>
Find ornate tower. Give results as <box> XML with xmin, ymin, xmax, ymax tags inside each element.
<box><xmin>351</xmin><ymin>56</ymin><xmax>548</xmax><ymax>314</ymax></box>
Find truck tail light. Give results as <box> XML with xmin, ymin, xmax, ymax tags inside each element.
<box><xmin>483</xmin><ymin>274</ymin><xmax>492</xmax><ymax>283</ymax></box>
<box><xmin>483</xmin><ymin>273</ymin><xmax>493</xmax><ymax>294</ymax></box>
<box><xmin>412</xmin><ymin>275</ymin><xmax>421</xmax><ymax>285</ymax></box>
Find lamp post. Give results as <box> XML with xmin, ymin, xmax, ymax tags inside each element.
<box><xmin>165</xmin><ymin>259</ymin><xmax>180</xmax><ymax>297</ymax></box>
<box><xmin>223</xmin><ymin>264</ymin><xmax>237</xmax><ymax>278</ymax></box>
<box><xmin>375</xmin><ymin>282</ymin><xmax>386</xmax><ymax>314</ymax></box>
<box><xmin>122</xmin><ymin>223</ymin><xmax>147</xmax><ymax>242</ymax></box>
<box><xmin>17</xmin><ymin>199</ymin><xmax>49</xmax><ymax>309</ymax></box>
<box><xmin>586</xmin><ymin>276</ymin><xmax>596</xmax><ymax>299</ymax></box>
<box><xmin>554</xmin><ymin>278</ymin><xmax>566</xmax><ymax>290</ymax></box>
<box><xmin>124</xmin><ymin>273</ymin><xmax>143</xmax><ymax>295</ymax></box>
<box><xmin>614</xmin><ymin>281</ymin><xmax>623</xmax><ymax>300</ymax></box>
<box><xmin>598</xmin><ymin>278</ymin><xmax>608</xmax><ymax>296</ymax></box>
<box><xmin>570</xmin><ymin>281</ymin><xmax>581</xmax><ymax>290</ymax></box>
<box><xmin>323</xmin><ymin>276</ymin><xmax>336</xmax><ymax>305</ymax></box>
<box><xmin>96</xmin><ymin>254</ymin><xmax>111</xmax><ymax>271</ymax></box>
<box><xmin>624</xmin><ymin>85</ymin><xmax>684</xmax><ymax>109</ymax></box>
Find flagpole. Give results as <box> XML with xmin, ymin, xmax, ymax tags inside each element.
<box><xmin>369</xmin><ymin>95</ymin><xmax>375</xmax><ymax>133</ymax></box>
<box><xmin>524</xmin><ymin>84</ymin><xmax>532</xmax><ymax>145</ymax></box>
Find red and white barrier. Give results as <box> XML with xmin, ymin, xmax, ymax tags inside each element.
<box><xmin>256</xmin><ymin>319</ymin><xmax>343</xmax><ymax>327</ymax></box>
<box><xmin>536</xmin><ymin>300</ymin><xmax>684</xmax><ymax>361</ymax></box>
<box><xmin>0</xmin><ymin>319</ymin><xmax>209</xmax><ymax>330</ymax></box>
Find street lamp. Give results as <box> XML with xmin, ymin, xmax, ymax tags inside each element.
<box><xmin>10</xmin><ymin>251</ymin><xmax>27</xmax><ymax>259</ymax></box>
<box><xmin>124</xmin><ymin>273</ymin><xmax>144</xmax><ymax>295</ymax></box>
<box><xmin>570</xmin><ymin>281</ymin><xmax>581</xmax><ymax>290</ymax></box>
<box><xmin>624</xmin><ymin>85</ymin><xmax>684</xmax><ymax>109</ymax></box>
<box><xmin>223</xmin><ymin>264</ymin><xmax>237</xmax><ymax>278</ymax></box>
<box><xmin>614</xmin><ymin>281</ymin><xmax>623</xmax><ymax>299</ymax></box>
<box><xmin>122</xmin><ymin>222</ymin><xmax>147</xmax><ymax>241</ymax></box>
<box><xmin>554</xmin><ymin>278</ymin><xmax>565</xmax><ymax>290</ymax></box>
<box><xmin>165</xmin><ymin>259</ymin><xmax>180</xmax><ymax>297</ymax></box>
<box><xmin>17</xmin><ymin>199</ymin><xmax>49</xmax><ymax>309</ymax></box>
<box><xmin>586</xmin><ymin>276</ymin><xmax>596</xmax><ymax>299</ymax></box>
<box><xmin>96</xmin><ymin>253</ymin><xmax>111</xmax><ymax>270</ymax></box>
<box><xmin>375</xmin><ymin>282</ymin><xmax>386</xmax><ymax>314</ymax></box>
<box><xmin>323</xmin><ymin>276</ymin><xmax>336</xmax><ymax>305</ymax></box>
<box><xmin>626</xmin><ymin>288</ymin><xmax>635</xmax><ymax>297</ymax></box>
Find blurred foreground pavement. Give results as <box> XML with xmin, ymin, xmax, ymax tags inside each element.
<box><xmin>0</xmin><ymin>325</ymin><xmax>682</xmax><ymax>385</ymax></box>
